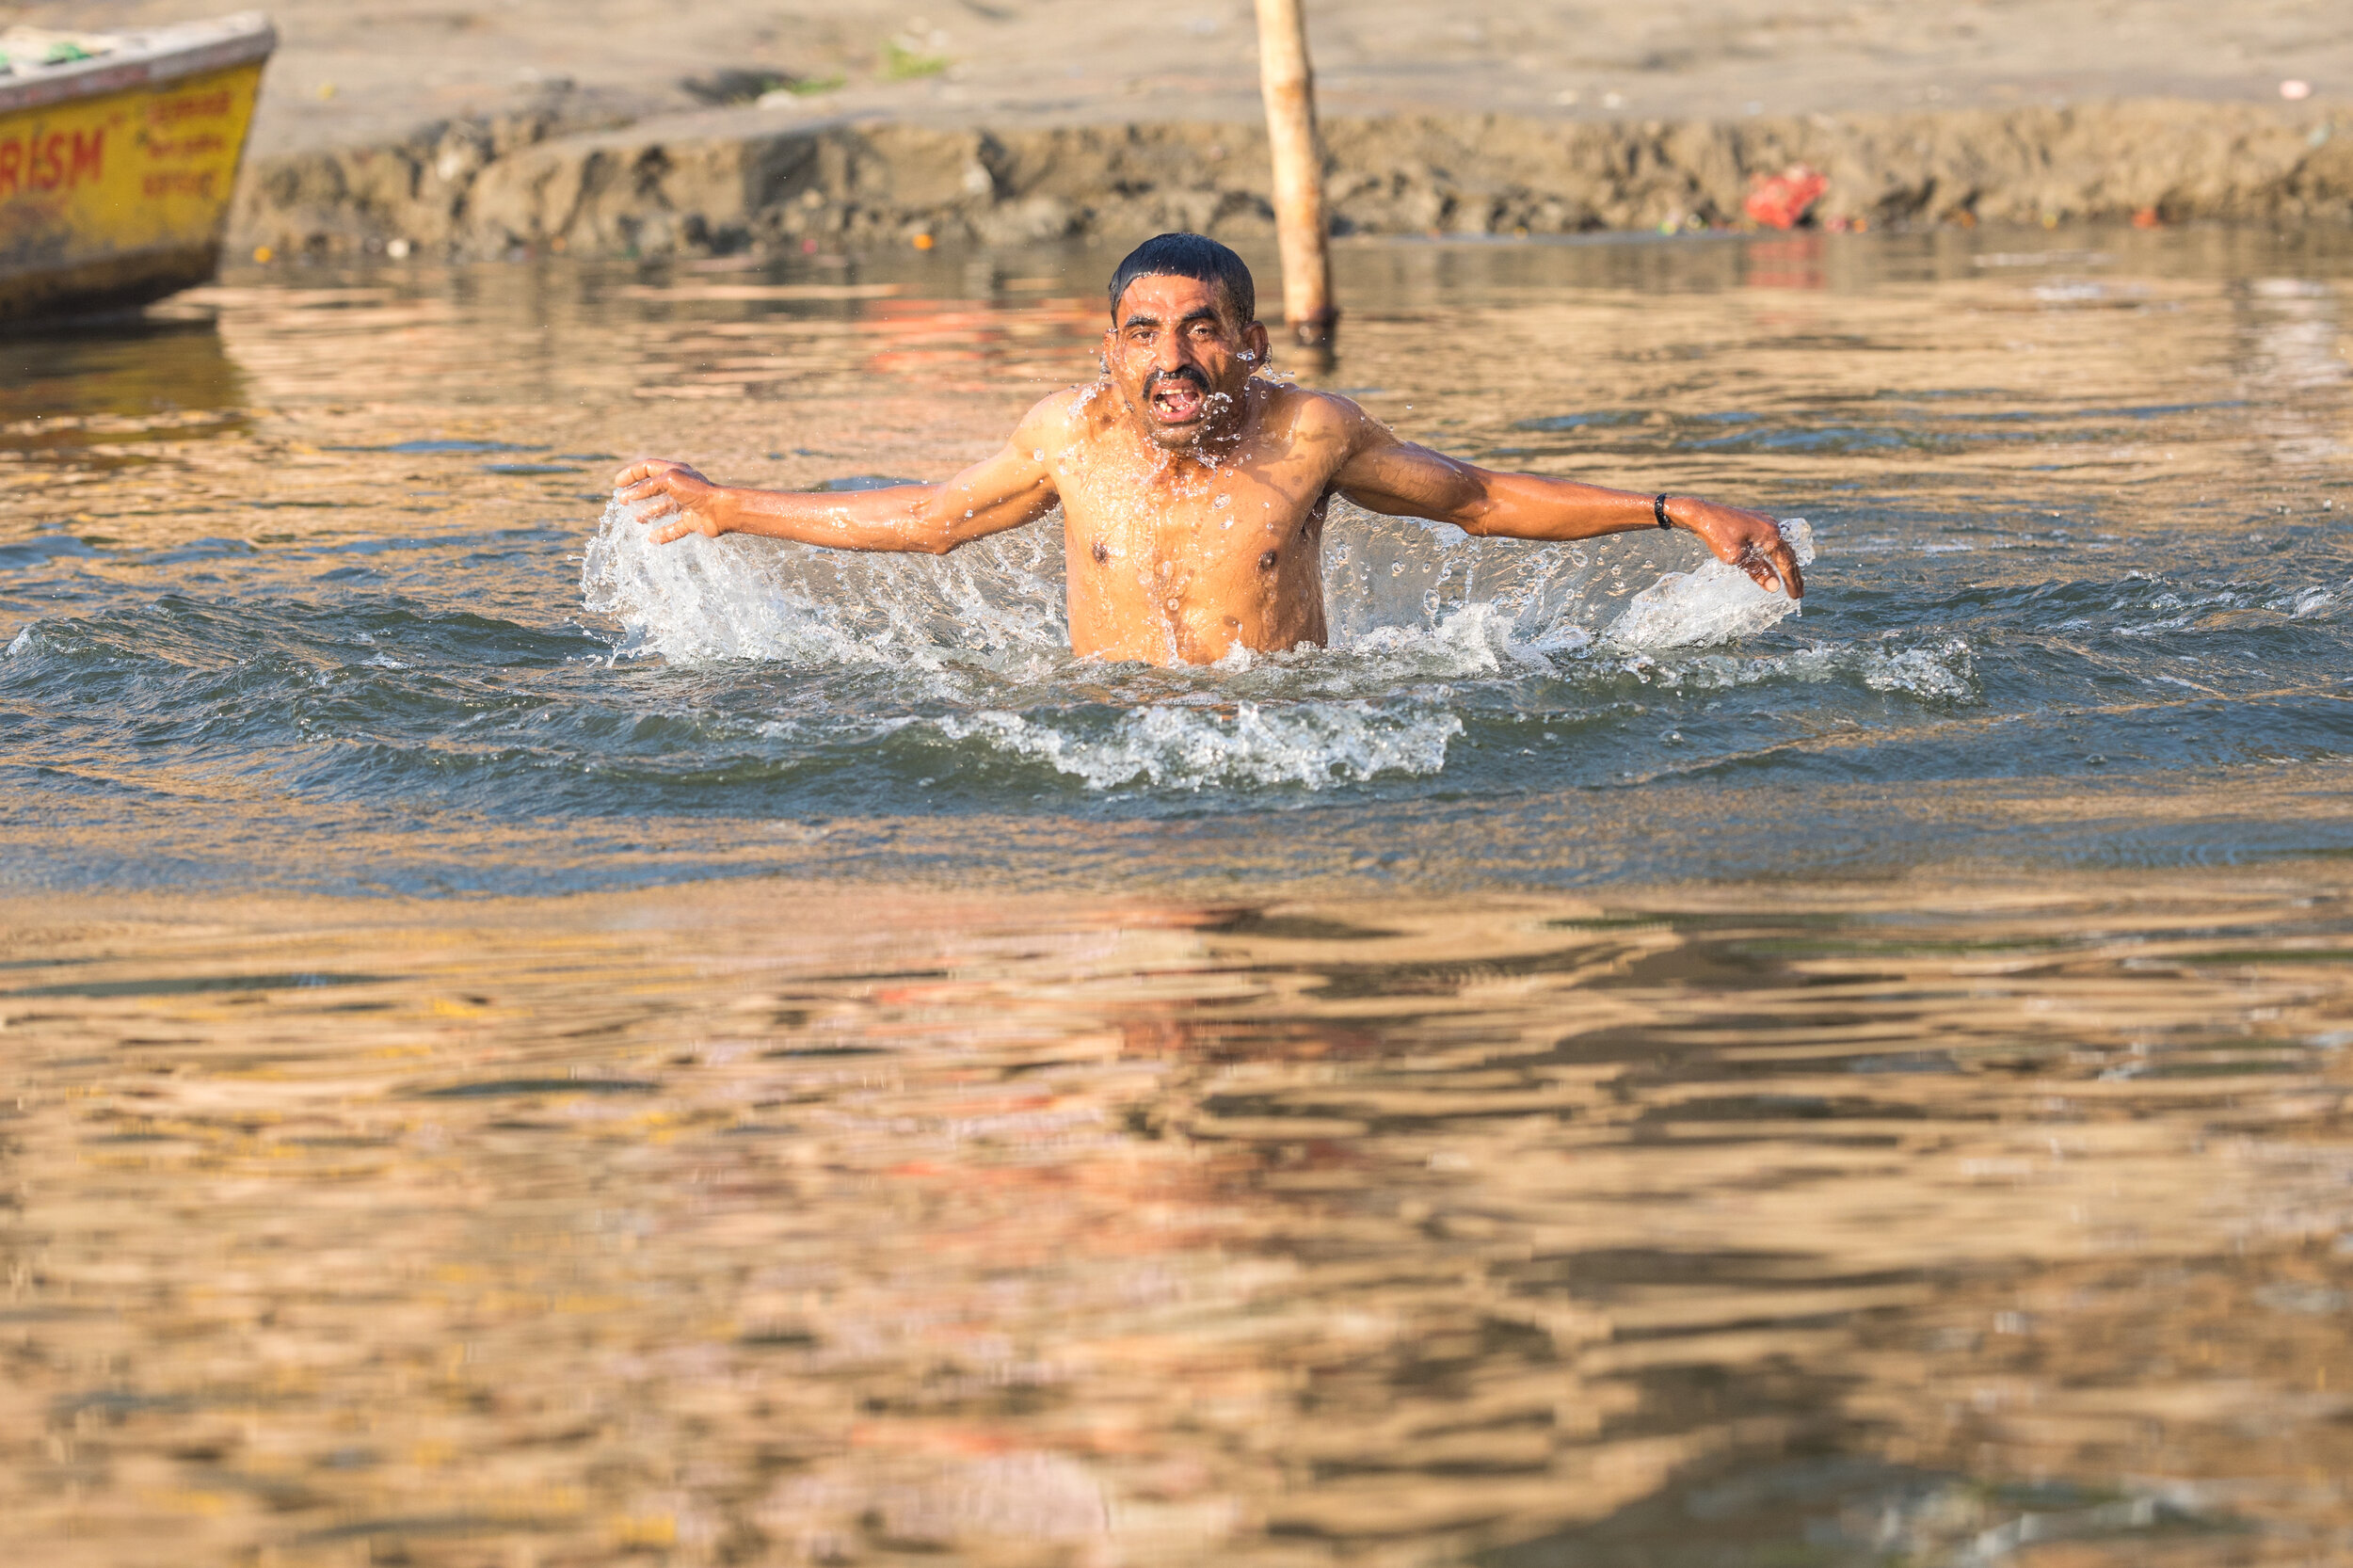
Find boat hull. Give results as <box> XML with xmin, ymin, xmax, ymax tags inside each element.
<box><xmin>1</xmin><ymin>26</ymin><xmax>269</xmax><ymax>324</ymax></box>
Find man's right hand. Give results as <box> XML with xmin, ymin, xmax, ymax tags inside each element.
<box><xmin>614</xmin><ymin>459</ymin><xmax>729</xmax><ymax>544</ymax></box>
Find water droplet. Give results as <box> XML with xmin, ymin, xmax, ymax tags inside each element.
<box><xmin>1032</xmin><ymin>449</ymin><xmax>1045</xmax><ymax>460</ymax></box>
<box><xmin>1212</xmin><ymin>495</ymin><xmax>1232</xmax><ymax>509</ymax></box>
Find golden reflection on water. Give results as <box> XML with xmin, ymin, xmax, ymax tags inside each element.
<box><xmin>7</xmin><ymin>870</ymin><xmax>2353</xmax><ymax>1565</ymax></box>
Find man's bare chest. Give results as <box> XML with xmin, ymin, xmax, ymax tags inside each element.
<box><xmin>1051</xmin><ymin>451</ymin><xmax>1332</xmax><ymax>579</ymax></box>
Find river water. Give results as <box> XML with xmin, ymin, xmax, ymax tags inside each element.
<box><xmin>4</xmin><ymin>229</ymin><xmax>2353</xmax><ymax>1564</ymax></box>
<box><xmin>7</xmin><ymin>229</ymin><xmax>2352</xmax><ymax>893</ymax></box>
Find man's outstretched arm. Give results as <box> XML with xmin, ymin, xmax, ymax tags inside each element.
<box><xmin>1330</xmin><ymin>412</ymin><xmax>1803</xmax><ymax>598</ymax></box>
<box><xmin>615</xmin><ymin>403</ymin><xmax>1064</xmax><ymax>556</ymax></box>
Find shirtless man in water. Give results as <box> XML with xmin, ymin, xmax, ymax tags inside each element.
<box><xmin>617</xmin><ymin>232</ymin><xmax>1802</xmax><ymax>665</ymax></box>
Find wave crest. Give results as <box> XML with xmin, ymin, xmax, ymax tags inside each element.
<box><xmin>934</xmin><ymin>700</ymin><xmax>1463</xmax><ymax>791</ymax></box>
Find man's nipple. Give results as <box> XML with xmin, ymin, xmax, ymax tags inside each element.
<box><xmin>1090</xmin><ymin>540</ymin><xmax>1110</xmax><ymax>565</ymax></box>
<box><xmin>1257</xmin><ymin>548</ymin><xmax>1279</xmax><ymax>570</ymax></box>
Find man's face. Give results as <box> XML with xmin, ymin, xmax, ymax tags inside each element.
<box><xmin>1102</xmin><ymin>274</ymin><xmax>1271</xmax><ymax>452</ymax></box>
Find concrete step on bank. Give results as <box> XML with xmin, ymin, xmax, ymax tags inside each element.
<box><xmin>231</xmin><ymin>98</ymin><xmax>2352</xmax><ymax>259</ymax></box>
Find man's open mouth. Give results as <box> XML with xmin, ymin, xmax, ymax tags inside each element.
<box><xmin>1146</xmin><ymin>373</ymin><xmax>1209</xmax><ymax>424</ymax></box>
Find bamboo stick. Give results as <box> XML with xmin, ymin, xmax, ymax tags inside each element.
<box><xmin>1254</xmin><ymin>0</ymin><xmax>1337</xmax><ymax>349</ymax></box>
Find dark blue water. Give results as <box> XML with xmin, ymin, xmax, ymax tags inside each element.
<box><xmin>4</xmin><ymin>230</ymin><xmax>2350</xmax><ymax>894</ymax></box>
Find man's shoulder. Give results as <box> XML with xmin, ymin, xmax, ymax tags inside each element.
<box><xmin>1016</xmin><ymin>383</ymin><xmax>1116</xmax><ymax>446</ymax></box>
<box><xmin>1258</xmin><ymin>381</ymin><xmax>1379</xmax><ymax>445</ymax></box>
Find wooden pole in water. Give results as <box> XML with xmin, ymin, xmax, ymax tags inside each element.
<box><xmin>1254</xmin><ymin>0</ymin><xmax>1337</xmax><ymax>350</ymax></box>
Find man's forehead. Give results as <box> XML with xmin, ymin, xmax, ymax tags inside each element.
<box><xmin>1114</xmin><ymin>273</ymin><xmax>1228</xmax><ymax>320</ymax></box>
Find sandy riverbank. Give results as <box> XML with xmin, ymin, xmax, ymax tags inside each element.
<box><xmin>18</xmin><ymin>0</ymin><xmax>2352</xmax><ymax>155</ymax></box>
<box><xmin>9</xmin><ymin>2</ymin><xmax>2353</xmax><ymax>254</ymax></box>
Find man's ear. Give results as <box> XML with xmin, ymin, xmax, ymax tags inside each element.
<box><xmin>1243</xmin><ymin>319</ymin><xmax>1271</xmax><ymax>365</ymax></box>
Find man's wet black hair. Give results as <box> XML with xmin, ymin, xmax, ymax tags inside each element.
<box><xmin>1107</xmin><ymin>232</ymin><xmax>1256</xmax><ymax>326</ymax></box>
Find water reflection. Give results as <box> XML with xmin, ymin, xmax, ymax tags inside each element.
<box><xmin>5</xmin><ymin>872</ymin><xmax>2351</xmax><ymax>1563</ymax></box>
<box><xmin>0</xmin><ymin>316</ymin><xmax>249</xmax><ymax>476</ymax></box>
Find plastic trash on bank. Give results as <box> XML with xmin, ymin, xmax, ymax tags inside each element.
<box><xmin>1745</xmin><ymin>166</ymin><xmax>1829</xmax><ymax>231</ymax></box>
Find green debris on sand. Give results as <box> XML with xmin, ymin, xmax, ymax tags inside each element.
<box><xmin>880</xmin><ymin>40</ymin><xmax>950</xmax><ymax>81</ymax></box>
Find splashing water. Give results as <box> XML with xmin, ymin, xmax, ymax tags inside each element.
<box><xmin>579</xmin><ymin>497</ymin><xmax>1828</xmax><ymax>792</ymax></box>
<box><xmin>581</xmin><ymin>498</ymin><xmax>1069</xmax><ymax>672</ymax></box>
<box><xmin>583</xmin><ymin>496</ymin><xmax>1812</xmax><ymax>669</ymax></box>
<box><xmin>936</xmin><ymin>701</ymin><xmax>1464</xmax><ymax>791</ymax></box>
<box><xmin>1606</xmin><ymin>518</ymin><xmax>1815</xmax><ymax>648</ymax></box>
<box><xmin>579</xmin><ymin>496</ymin><xmax>1826</xmax><ymax>781</ymax></box>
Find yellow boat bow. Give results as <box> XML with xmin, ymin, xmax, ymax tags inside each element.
<box><xmin>0</xmin><ymin>11</ymin><xmax>275</xmax><ymax>322</ymax></box>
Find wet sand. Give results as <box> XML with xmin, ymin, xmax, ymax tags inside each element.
<box><xmin>6</xmin><ymin>866</ymin><xmax>2353</xmax><ymax>1564</ymax></box>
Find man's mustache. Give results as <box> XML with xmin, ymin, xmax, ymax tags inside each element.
<box><xmin>1144</xmin><ymin>366</ymin><xmax>1210</xmax><ymax>394</ymax></box>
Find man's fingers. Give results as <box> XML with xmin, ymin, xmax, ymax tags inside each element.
<box><xmin>612</xmin><ymin>459</ymin><xmax>680</xmax><ymax>488</ymax></box>
<box><xmin>616</xmin><ymin>480</ymin><xmax>687</xmax><ymax>528</ymax></box>
<box><xmin>1733</xmin><ymin>531</ymin><xmax>1804</xmax><ymax>599</ymax></box>
<box><xmin>616</xmin><ymin>473</ymin><xmax>675</xmax><ymax>504</ymax></box>
<box><xmin>615</xmin><ymin>458</ymin><xmax>705</xmax><ymax>489</ymax></box>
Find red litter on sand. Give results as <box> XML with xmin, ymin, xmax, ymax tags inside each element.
<box><xmin>1745</xmin><ymin>166</ymin><xmax>1829</xmax><ymax>231</ymax></box>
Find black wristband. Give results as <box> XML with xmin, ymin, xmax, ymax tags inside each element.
<box><xmin>1654</xmin><ymin>493</ymin><xmax>1673</xmax><ymax>530</ymax></box>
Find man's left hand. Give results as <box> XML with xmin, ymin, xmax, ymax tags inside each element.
<box><xmin>1673</xmin><ymin>499</ymin><xmax>1804</xmax><ymax>598</ymax></box>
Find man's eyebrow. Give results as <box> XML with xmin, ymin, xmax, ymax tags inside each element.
<box><xmin>1122</xmin><ymin>305</ymin><xmax>1225</xmax><ymax>331</ymax></box>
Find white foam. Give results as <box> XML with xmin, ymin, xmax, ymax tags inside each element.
<box><xmin>1604</xmin><ymin>519</ymin><xmax>1815</xmax><ymax>649</ymax></box>
<box><xmin>1332</xmin><ymin>600</ymin><xmax>1570</xmax><ymax>679</ymax></box>
<box><xmin>1321</xmin><ymin>508</ymin><xmax>1625</xmax><ymax>654</ymax></box>
<box><xmin>936</xmin><ymin>700</ymin><xmax>1462</xmax><ymax>791</ymax></box>
<box><xmin>583</xmin><ymin>496</ymin><xmax>1813</xmax><ymax>674</ymax></box>
<box><xmin>1605</xmin><ymin>634</ymin><xmax>1975</xmax><ymax>702</ymax></box>
<box><xmin>577</xmin><ymin>497</ymin><xmax>1849</xmax><ymax>788</ymax></box>
<box><xmin>1859</xmin><ymin>635</ymin><xmax>1976</xmax><ymax>698</ymax></box>
<box><xmin>580</xmin><ymin>496</ymin><xmax>1067</xmax><ymax>676</ymax></box>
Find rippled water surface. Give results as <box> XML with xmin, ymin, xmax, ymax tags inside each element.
<box><xmin>7</xmin><ymin>230</ymin><xmax>2353</xmax><ymax>1566</ymax></box>
<box><xmin>7</xmin><ymin>875</ymin><xmax>2353</xmax><ymax>1566</ymax></box>
<box><xmin>5</xmin><ymin>229</ymin><xmax>2350</xmax><ymax>892</ymax></box>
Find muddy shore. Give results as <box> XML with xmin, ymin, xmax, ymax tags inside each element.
<box><xmin>225</xmin><ymin>97</ymin><xmax>2352</xmax><ymax>262</ymax></box>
